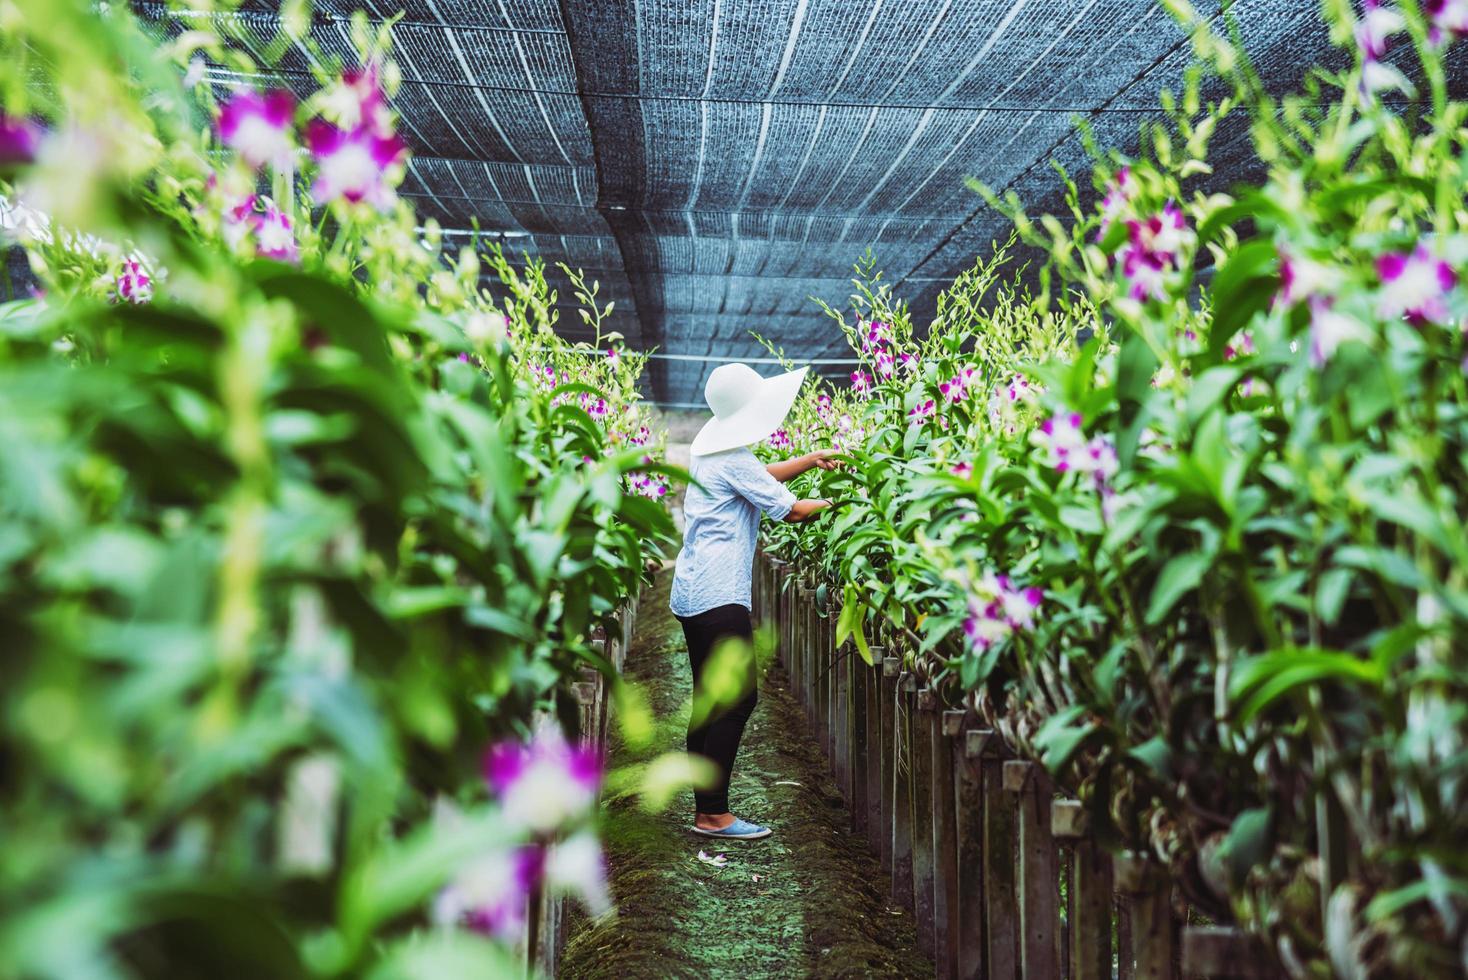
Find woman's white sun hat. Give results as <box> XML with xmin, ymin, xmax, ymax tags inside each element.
<box><xmin>689</xmin><ymin>363</ymin><xmax>810</xmax><ymax>457</ymax></box>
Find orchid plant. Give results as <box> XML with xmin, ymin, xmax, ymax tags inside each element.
<box><xmin>0</xmin><ymin>1</ymin><xmax>681</xmax><ymax>976</ymax></box>
<box><xmin>759</xmin><ymin>1</ymin><xmax>1468</xmax><ymax>974</ymax></box>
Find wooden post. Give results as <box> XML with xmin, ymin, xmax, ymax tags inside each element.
<box><xmin>533</xmin><ymin>856</ymin><xmax>559</xmax><ymax>976</ymax></box>
<box><xmin>912</xmin><ymin>687</ymin><xmax>937</xmax><ymax>957</ymax></box>
<box><xmin>795</xmin><ymin>575</ymin><xmax>808</xmax><ymax>718</ymax></box>
<box><xmin>864</xmin><ymin>649</ymin><xmax>886</xmax><ymax>850</ymax></box>
<box><xmin>850</xmin><ymin>650</ymin><xmax>869</xmax><ymax>835</ymax></box>
<box><xmin>841</xmin><ymin>647</ymin><xmax>855</xmax><ymax>802</ymax></box>
<box><xmin>956</xmin><ymin>729</ymin><xmax>990</xmax><ymax>980</ymax></box>
<box><xmin>1117</xmin><ymin>894</ymin><xmax>1134</xmax><ymax>980</ymax></box>
<box><xmin>1116</xmin><ymin>853</ymin><xmax>1178</xmax><ymax>980</ymax></box>
<box><xmin>824</xmin><ymin>610</ymin><xmax>837</xmax><ymax>769</ymax></box>
<box><xmin>932</xmin><ymin>708</ymin><xmax>962</xmax><ymax>978</ymax></box>
<box><xmin>981</xmin><ymin>735</ymin><xmax>1018</xmax><ymax>979</ymax></box>
<box><xmin>780</xmin><ymin>563</ymin><xmax>792</xmax><ymax>692</ymax></box>
<box><xmin>835</xmin><ymin>638</ymin><xmax>849</xmax><ymax>791</ymax></box>
<box><xmin>879</xmin><ymin>656</ymin><xmax>900</xmax><ymax>873</ymax></box>
<box><xmin>804</xmin><ymin>586</ymin><xmax>816</xmax><ymax>739</ymax></box>
<box><xmin>1182</xmin><ymin>926</ymin><xmax>1279</xmax><ymax>978</ymax></box>
<box><xmin>892</xmin><ymin>671</ymin><xmax>916</xmax><ymax>911</ymax></box>
<box><xmin>1005</xmin><ymin>760</ymin><xmax>1059</xmax><ymax>979</ymax></box>
<box><xmin>1053</xmin><ymin>801</ymin><xmax>1113</xmax><ymax>980</ymax></box>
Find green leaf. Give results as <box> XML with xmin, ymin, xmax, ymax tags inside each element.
<box><xmin>1229</xmin><ymin>648</ymin><xmax>1385</xmax><ymax>724</ymax></box>
<box><xmin>1032</xmin><ymin>704</ymin><xmax>1098</xmax><ymax>773</ymax></box>
<box><xmin>1127</xmin><ymin>735</ymin><xmax>1173</xmax><ymax>781</ymax></box>
<box><xmin>1221</xmin><ymin>807</ymin><xmax>1273</xmax><ymax>889</ymax></box>
<box><xmin>365</xmin><ymin>934</ymin><xmax>521</xmax><ymax>980</ymax></box>
<box><xmin>852</xmin><ymin>624</ymin><xmax>873</xmax><ymax>665</ymax></box>
<box><xmin>1185</xmin><ymin>366</ymin><xmax>1242</xmax><ymax>426</ymax></box>
<box><xmin>1207</xmin><ymin>238</ymin><xmax>1278</xmax><ymax>354</ymax></box>
<box><xmin>835</xmin><ymin>585</ymin><xmax>857</xmax><ymax>649</ymax></box>
<box><xmin>1144</xmin><ymin>550</ymin><xmax>1212</xmax><ymax>625</ymax></box>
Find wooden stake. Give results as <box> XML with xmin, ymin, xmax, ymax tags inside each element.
<box><xmin>1005</xmin><ymin>760</ymin><xmax>1060</xmax><ymax>979</ymax></box>
<box><xmin>864</xmin><ymin>651</ymin><xmax>886</xmax><ymax>852</ymax></box>
<box><xmin>1053</xmin><ymin>801</ymin><xmax>1113</xmax><ymax>980</ymax></box>
<box><xmin>835</xmin><ymin>631</ymin><xmax>849</xmax><ymax>792</ymax></box>
<box><xmin>824</xmin><ymin>604</ymin><xmax>837</xmax><ymax>769</ymax></box>
<box><xmin>1116</xmin><ymin>853</ymin><xmax>1178</xmax><ymax>980</ymax></box>
<box><xmin>879</xmin><ymin>656</ymin><xmax>900</xmax><ymax>873</ymax></box>
<box><xmin>957</xmin><ymin>729</ymin><xmax>992</xmax><ymax>980</ymax></box>
<box><xmin>912</xmin><ymin>687</ymin><xmax>938</xmax><ymax>956</ymax></box>
<box><xmin>850</xmin><ymin>649</ymin><xmax>869</xmax><ymax>836</ymax></box>
<box><xmin>1182</xmin><ymin>926</ymin><xmax>1278</xmax><ymax>978</ymax></box>
<box><xmin>892</xmin><ymin>671</ymin><xmax>916</xmax><ymax>911</ymax></box>
<box><xmin>931</xmin><ymin>705</ymin><xmax>960</xmax><ymax>978</ymax></box>
<box><xmin>981</xmin><ymin>740</ymin><xmax>1019</xmax><ymax>979</ymax></box>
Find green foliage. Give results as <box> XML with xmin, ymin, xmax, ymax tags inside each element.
<box><xmin>0</xmin><ymin>2</ymin><xmax>677</xmax><ymax>975</ymax></box>
<box><xmin>758</xmin><ymin>2</ymin><xmax>1468</xmax><ymax>973</ymax></box>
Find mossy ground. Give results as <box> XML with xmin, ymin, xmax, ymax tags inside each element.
<box><xmin>562</xmin><ymin>573</ymin><xmax>932</xmax><ymax>979</ymax></box>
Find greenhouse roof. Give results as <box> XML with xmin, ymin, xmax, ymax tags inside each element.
<box><xmin>137</xmin><ymin>1</ymin><xmax>1456</xmax><ymax>405</ymax></box>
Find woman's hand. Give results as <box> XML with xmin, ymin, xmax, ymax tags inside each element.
<box><xmin>811</xmin><ymin>449</ymin><xmax>843</xmax><ymax>471</ymax></box>
<box><xmin>765</xmin><ymin>449</ymin><xmax>843</xmax><ymax>482</ymax></box>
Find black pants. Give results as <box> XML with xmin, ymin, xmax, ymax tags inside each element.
<box><xmin>677</xmin><ymin>603</ymin><xmax>758</xmax><ymax>814</ymax></box>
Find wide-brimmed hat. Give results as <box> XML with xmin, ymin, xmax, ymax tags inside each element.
<box><xmin>689</xmin><ymin>363</ymin><xmax>809</xmax><ymax>457</ymax></box>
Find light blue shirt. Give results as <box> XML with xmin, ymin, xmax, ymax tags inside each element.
<box><xmin>670</xmin><ymin>447</ymin><xmax>797</xmax><ymax>618</ymax></box>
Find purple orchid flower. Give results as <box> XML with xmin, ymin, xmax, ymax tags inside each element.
<box><xmin>963</xmin><ymin>573</ymin><xmax>1044</xmax><ymax>652</ymax></box>
<box><xmin>1308</xmin><ymin>296</ymin><xmax>1364</xmax><ymax>367</ymax></box>
<box><xmin>1357</xmin><ymin>0</ymin><xmax>1403</xmax><ymax>60</ymax></box>
<box><xmin>1376</xmin><ymin>243</ymin><xmax>1457</xmax><ymax>327</ymax></box>
<box><xmin>0</xmin><ymin>114</ymin><xmax>42</xmax><ymax>168</ymax></box>
<box><xmin>908</xmin><ymin>399</ymin><xmax>935</xmax><ymax>424</ymax></box>
<box><xmin>874</xmin><ymin>350</ymin><xmax>896</xmax><ymax>379</ymax></box>
<box><xmin>434</xmin><ymin>844</ymin><xmax>543</xmax><ymax>940</ymax></box>
<box><xmin>850</xmin><ymin>370</ymin><xmax>872</xmax><ymax>397</ymax></box>
<box><xmin>1277</xmin><ymin>249</ymin><xmax>1340</xmax><ymax>307</ymax></box>
<box><xmin>1425</xmin><ymin>0</ymin><xmax>1468</xmax><ymax>45</ymax></box>
<box><xmin>113</xmin><ymin>260</ymin><xmax>152</xmax><ymax>305</ymax></box>
<box><xmin>1096</xmin><ymin>165</ymin><xmax>1135</xmax><ymax>240</ymax></box>
<box><xmin>1119</xmin><ymin>203</ymin><xmax>1190</xmax><ymax>301</ymax></box>
<box><xmin>306</xmin><ymin>119</ymin><xmax>406</xmax><ymax>210</ymax></box>
<box><xmin>861</xmin><ymin>319</ymin><xmax>892</xmax><ymax>352</ymax></box>
<box><xmin>1357</xmin><ymin>1</ymin><xmax>1413</xmax><ymax>96</ymax></box>
<box><xmin>483</xmin><ymin>727</ymin><xmax>601</xmax><ymax>834</ymax></box>
<box><xmin>218</xmin><ymin>89</ymin><xmax>296</xmax><ymax>171</ymax></box>
<box><xmin>1035</xmin><ymin>411</ymin><xmax>1119</xmax><ymax>493</ymax></box>
<box><xmin>252</xmin><ymin>200</ymin><xmax>299</xmax><ymax>262</ymax></box>
<box><xmin>333</xmin><ymin>64</ymin><xmax>394</xmax><ymax>137</ymax></box>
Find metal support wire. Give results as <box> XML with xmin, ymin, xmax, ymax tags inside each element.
<box><xmin>531</xmin><ymin>346</ymin><xmax>860</xmax><ymax>366</ymax></box>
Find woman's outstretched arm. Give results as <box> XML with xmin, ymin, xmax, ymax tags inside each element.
<box><xmin>766</xmin><ymin>449</ymin><xmax>840</xmax><ymax>483</ymax></box>
<box><xmin>781</xmin><ymin>498</ymin><xmax>832</xmax><ymax>523</ymax></box>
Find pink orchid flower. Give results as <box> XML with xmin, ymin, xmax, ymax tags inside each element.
<box><xmin>1426</xmin><ymin>0</ymin><xmax>1468</xmax><ymax>45</ymax></box>
<box><xmin>218</xmin><ymin>89</ymin><xmax>296</xmax><ymax>171</ymax></box>
<box><xmin>306</xmin><ymin>119</ymin><xmax>406</xmax><ymax>210</ymax></box>
<box><xmin>113</xmin><ymin>260</ymin><xmax>152</xmax><ymax>305</ymax></box>
<box><xmin>434</xmin><ymin>844</ymin><xmax>542</xmax><ymax>940</ymax></box>
<box><xmin>1376</xmin><ymin>243</ymin><xmax>1457</xmax><ymax>327</ymax></box>
<box><xmin>483</xmin><ymin>727</ymin><xmax>601</xmax><ymax>834</ymax></box>
<box><xmin>0</xmin><ymin>113</ymin><xmax>42</xmax><ymax>167</ymax></box>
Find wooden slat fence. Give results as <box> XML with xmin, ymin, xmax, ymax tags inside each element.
<box><xmin>754</xmin><ymin>554</ymin><xmax>1285</xmax><ymax>980</ymax></box>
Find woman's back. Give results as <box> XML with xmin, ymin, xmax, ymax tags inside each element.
<box><xmin>669</xmin><ymin>447</ymin><xmax>794</xmax><ymax>618</ymax></box>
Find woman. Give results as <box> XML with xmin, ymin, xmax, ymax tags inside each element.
<box><xmin>670</xmin><ymin>362</ymin><xmax>836</xmax><ymax>840</ymax></box>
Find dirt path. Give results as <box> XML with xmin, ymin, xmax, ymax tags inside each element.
<box><xmin>562</xmin><ymin>572</ymin><xmax>932</xmax><ymax>979</ymax></box>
